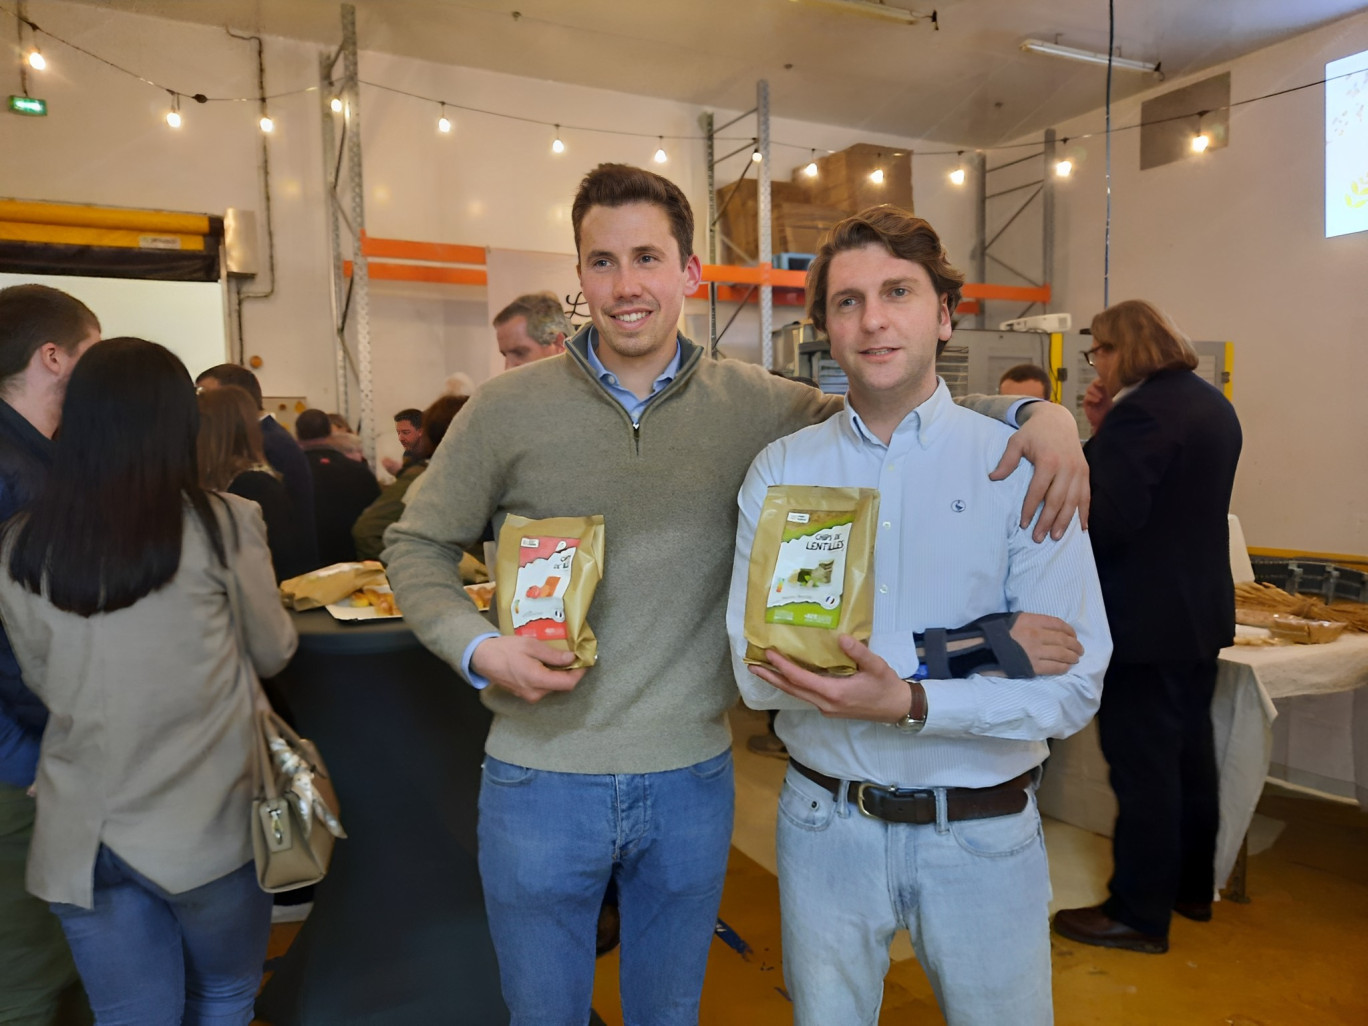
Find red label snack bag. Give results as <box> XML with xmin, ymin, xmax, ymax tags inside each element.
<box><xmin>496</xmin><ymin>515</ymin><xmax>604</xmax><ymax>668</ymax></box>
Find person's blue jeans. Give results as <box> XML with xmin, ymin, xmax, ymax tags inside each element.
<box><xmin>477</xmin><ymin>749</ymin><xmax>734</xmax><ymax>1026</ymax></box>
<box><xmin>50</xmin><ymin>846</ymin><xmax>271</xmax><ymax>1026</ymax></box>
<box><xmin>776</xmin><ymin>765</ymin><xmax>1053</xmax><ymax>1026</ymax></box>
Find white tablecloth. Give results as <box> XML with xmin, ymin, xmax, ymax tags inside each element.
<box><xmin>1036</xmin><ymin>633</ymin><xmax>1368</xmax><ymax>889</ymax></box>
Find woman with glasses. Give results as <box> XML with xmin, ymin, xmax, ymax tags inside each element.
<box><xmin>0</xmin><ymin>338</ymin><xmax>296</xmax><ymax>1025</ymax></box>
<box><xmin>1052</xmin><ymin>301</ymin><xmax>1242</xmax><ymax>956</ymax></box>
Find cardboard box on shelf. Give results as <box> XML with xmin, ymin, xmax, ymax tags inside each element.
<box><xmin>715</xmin><ymin>178</ymin><xmax>812</xmax><ymax>265</ymax></box>
<box><xmin>794</xmin><ymin>143</ymin><xmax>913</xmax><ymax>214</ymax></box>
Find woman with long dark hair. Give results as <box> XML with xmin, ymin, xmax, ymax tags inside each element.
<box><xmin>0</xmin><ymin>338</ymin><xmax>296</xmax><ymax>1024</ymax></box>
<box><xmin>197</xmin><ymin>384</ymin><xmax>309</xmax><ymax>580</ymax></box>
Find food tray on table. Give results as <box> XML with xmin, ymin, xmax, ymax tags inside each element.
<box><xmin>325</xmin><ymin>584</ymin><xmax>402</xmax><ymax>624</ymax></box>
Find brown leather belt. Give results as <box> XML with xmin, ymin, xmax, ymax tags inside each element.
<box><xmin>791</xmin><ymin>759</ymin><xmax>1033</xmax><ymax>825</ymax></box>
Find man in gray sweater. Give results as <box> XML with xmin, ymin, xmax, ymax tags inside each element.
<box><xmin>384</xmin><ymin>163</ymin><xmax>1089</xmax><ymax>1024</ymax></box>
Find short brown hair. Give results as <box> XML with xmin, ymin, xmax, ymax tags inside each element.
<box><xmin>999</xmin><ymin>363</ymin><xmax>1053</xmax><ymax>394</ymax></box>
<box><xmin>806</xmin><ymin>206</ymin><xmax>964</xmax><ymax>354</ymax></box>
<box><xmin>196</xmin><ymin>385</ymin><xmax>267</xmax><ymax>491</ymax></box>
<box><xmin>1090</xmin><ymin>299</ymin><xmax>1198</xmax><ymax>388</ymax></box>
<box><xmin>416</xmin><ymin>394</ymin><xmax>468</xmax><ymax>459</ymax></box>
<box><xmin>196</xmin><ymin>363</ymin><xmax>263</xmax><ymax>409</ymax></box>
<box><xmin>0</xmin><ymin>284</ymin><xmax>100</xmax><ymax>391</ymax></box>
<box><xmin>571</xmin><ymin>164</ymin><xmax>694</xmax><ymax>268</ymax></box>
<box><xmin>295</xmin><ymin>408</ymin><xmax>333</xmax><ymax>441</ymax></box>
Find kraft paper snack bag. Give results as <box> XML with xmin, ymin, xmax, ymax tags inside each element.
<box><xmin>744</xmin><ymin>486</ymin><xmax>879</xmax><ymax>675</ymax></box>
<box><xmin>496</xmin><ymin>514</ymin><xmax>605</xmax><ymax>669</ymax></box>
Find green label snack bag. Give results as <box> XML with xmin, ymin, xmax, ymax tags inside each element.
<box><xmin>496</xmin><ymin>514</ymin><xmax>604</xmax><ymax>669</ymax></box>
<box><xmin>745</xmin><ymin>486</ymin><xmax>878</xmax><ymax>675</ymax></box>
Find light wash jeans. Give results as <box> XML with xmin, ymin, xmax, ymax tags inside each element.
<box><xmin>477</xmin><ymin>749</ymin><xmax>734</xmax><ymax>1026</ymax></box>
<box><xmin>776</xmin><ymin>764</ymin><xmax>1053</xmax><ymax>1026</ymax></box>
<box><xmin>51</xmin><ymin>846</ymin><xmax>271</xmax><ymax>1026</ymax></box>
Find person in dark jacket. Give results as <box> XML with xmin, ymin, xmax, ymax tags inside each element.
<box><xmin>296</xmin><ymin>408</ymin><xmax>380</xmax><ymax>565</ymax></box>
<box><xmin>195</xmin><ymin>363</ymin><xmax>320</xmax><ymax>569</ymax></box>
<box><xmin>0</xmin><ymin>283</ymin><xmax>98</xmax><ymax>1025</ymax></box>
<box><xmin>1053</xmin><ymin>299</ymin><xmax>1243</xmax><ymax>955</ymax></box>
<box><xmin>197</xmin><ymin>386</ymin><xmax>310</xmax><ymax>580</ymax></box>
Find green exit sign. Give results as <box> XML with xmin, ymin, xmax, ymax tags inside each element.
<box><xmin>8</xmin><ymin>96</ymin><xmax>48</xmax><ymax>116</ymax></box>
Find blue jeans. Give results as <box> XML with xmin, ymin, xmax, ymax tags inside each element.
<box><xmin>776</xmin><ymin>765</ymin><xmax>1053</xmax><ymax>1026</ymax></box>
<box><xmin>478</xmin><ymin>749</ymin><xmax>734</xmax><ymax>1026</ymax></box>
<box><xmin>51</xmin><ymin>846</ymin><xmax>271</xmax><ymax>1026</ymax></box>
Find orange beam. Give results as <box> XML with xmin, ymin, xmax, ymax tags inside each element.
<box><xmin>688</xmin><ymin>284</ymin><xmax>805</xmax><ymax>306</ymax></box>
<box><xmin>956</xmin><ymin>300</ymin><xmax>982</xmax><ymax>316</ymax></box>
<box><xmin>961</xmin><ymin>282</ymin><xmax>1051</xmax><ymax>304</ymax></box>
<box><xmin>359</xmin><ymin>233</ymin><xmax>486</xmax><ymax>265</ymax></box>
<box><xmin>344</xmin><ymin>260</ymin><xmax>488</xmax><ymax>286</ymax></box>
<box><xmin>700</xmin><ymin>263</ymin><xmax>807</xmax><ymax>288</ymax></box>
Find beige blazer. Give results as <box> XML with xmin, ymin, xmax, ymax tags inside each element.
<box><xmin>0</xmin><ymin>494</ymin><xmax>296</xmax><ymax>908</ymax></box>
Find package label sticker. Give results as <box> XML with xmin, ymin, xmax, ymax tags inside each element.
<box><xmin>510</xmin><ymin>536</ymin><xmax>577</xmax><ymax>640</ymax></box>
<box><xmin>764</xmin><ymin>509</ymin><xmax>852</xmax><ymax>630</ymax></box>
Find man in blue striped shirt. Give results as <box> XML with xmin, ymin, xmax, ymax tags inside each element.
<box><xmin>727</xmin><ymin>207</ymin><xmax>1111</xmax><ymax>1026</ymax></box>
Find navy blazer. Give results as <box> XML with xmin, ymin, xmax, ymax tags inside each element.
<box><xmin>1085</xmin><ymin>368</ymin><xmax>1243</xmax><ymax>664</ymax></box>
<box><xmin>260</xmin><ymin>414</ymin><xmax>320</xmax><ymax>568</ymax></box>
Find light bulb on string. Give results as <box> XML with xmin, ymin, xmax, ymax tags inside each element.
<box><xmin>165</xmin><ymin>92</ymin><xmax>182</xmax><ymax>129</ymax></box>
<box><xmin>948</xmin><ymin>150</ymin><xmax>968</xmax><ymax>186</ymax></box>
<box><xmin>552</xmin><ymin>125</ymin><xmax>565</xmax><ymax>154</ymax></box>
<box><xmin>1191</xmin><ymin>133</ymin><xmax>1210</xmax><ymax>153</ymax></box>
<box><xmin>330</xmin><ymin>96</ymin><xmax>343</xmax><ymax>114</ymax></box>
<box><xmin>803</xmin><ymin>149</ymin><xmax>819</xmax><ymax>178</ymax></box>
<box><xmin>869</xmin><ymin>168</ymin><xmax>885</xmax><ymax>184</ymax></box>
<box><xmin>1054</xmin><ymin>158</ymin><xmax>1073</xmax><ymax>178</ymax></box>
<box><xmin>26</xmin><ymin>48</ymin><xmax>45</xmax><ymax>71</ymax></box>
<box><xmin>751</xmin><ymin>147</ymin><xmax>762</xmax><ymax>163</ymax></box>
<box><xmin>259</xmin><ymin>114</ymin><xmax>275</xmax><ymax>134</ymax></box>
<box><xmin>438</xmin><ymin>104</ymin><xmax>452</xmax><ymax>134</ymax></box>
<box><xmin>653</xmin><ymin>137</ymin><xmax>668</xmax><ymax>164</ymax></box>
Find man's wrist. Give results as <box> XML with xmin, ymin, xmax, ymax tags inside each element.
<box><xmin>892</xmin><ymin>676</ymin><xmax>928</xmax><ymax>733</ymax></box>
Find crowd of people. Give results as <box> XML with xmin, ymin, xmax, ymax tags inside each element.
<box><xmin>0</xmin><ymin>160</ymin><xmax>1240</xmax><ymax>1026</ymax></box>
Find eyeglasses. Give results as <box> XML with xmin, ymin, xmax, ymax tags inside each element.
<box><xmin>1082</xmin><ymin>344</ymin><xmax>1112</xmax><ymax>367</ymax></box>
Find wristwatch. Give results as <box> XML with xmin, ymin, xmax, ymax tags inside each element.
<box><xmin>893</xmin><ymin>676</ymin><xmax>928</xmax><ymax>734</ymax></box>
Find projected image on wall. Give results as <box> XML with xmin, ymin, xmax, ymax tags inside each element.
<box><xmin>1326</xmin><ymin>48</ymin><xmax>1368</xmax><ymax>238</ymax></box>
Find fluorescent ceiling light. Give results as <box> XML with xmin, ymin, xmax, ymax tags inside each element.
<box><xmin>1020</xmin><ymin>38</ymin><xmax>1159</xmax><ymax>74</ymax></box>
<box><xmin>790</xmin><ymin>0</ymin><xmax>928</xmax><ymax>26</ymax></box>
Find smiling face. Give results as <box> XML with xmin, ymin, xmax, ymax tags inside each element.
<box><xmin>824</xmin><ymin>243</ymin><xmax>951</xmax><ymax>418</ymax></box>
<box><xmin>576</xmin><ymin>201</ymin><xmax>702</xmax><ymax>369</ymax></box>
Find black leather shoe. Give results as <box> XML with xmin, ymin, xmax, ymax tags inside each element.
<box><xmin>1173</xmin><ymin>900</ymin><xmax>1213</xmax><ymax>922</ymax></box>
<box><xmin>1052</xmin><ymin>905</ymin><xmax>1168</xmax><ymax>954</ymax></box>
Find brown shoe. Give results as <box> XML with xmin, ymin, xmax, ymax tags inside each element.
<box><xmin>1052</xmin><ymin>905</ymin><xmax>1168</xmax><ymax>954</ymax></box>
<box><xmin>1173</xmin><ymin>901</ymin><xmax>1212</xmax><ymax>922</ymax></box>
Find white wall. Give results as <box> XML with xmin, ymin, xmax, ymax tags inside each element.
<box><xmin>1</xmin><ymin>0</ymin><xmax>973</xmax><ymax>444</ymax></box>
<box><xmin>1004</xmin><ymin>12</ymin><xmax>1368</xmax><ymax>556</ymax></box>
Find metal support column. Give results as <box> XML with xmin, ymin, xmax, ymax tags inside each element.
<box><xmin>757</xmin><ymin>80</ymin><xmax>773</xmax><ymax>370</ymax></box>
<box><xmin>1042</xmin><ymin>129</ymin><xmax>1056</xmax><ymax>313</ymax></box>
<box><xmin>702</xmin><ymin>112</ymin><xmax>718</xmax><ymax>353</ymax></box>
<box><xmin>339</xmin><ymin>4</ymin><xmax>375</xmax><ymax>465</ymax></box>
<box><xmin>319</xmin><ymin>50</ymin><xmax>350</xmax><ymax>421</ymax></box>
<box><xmin>974</xmin><ymin>152</ymin><xmax>987</xmax><ymax>329</ymax></box>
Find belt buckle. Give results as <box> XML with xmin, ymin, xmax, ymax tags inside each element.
<box><xmin>855</xmin><ymin>781</ymin><xmax>896</xmax><ymax>819</ymax></box>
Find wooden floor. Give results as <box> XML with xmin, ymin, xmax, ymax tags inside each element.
<box><xmin>259</xmin><ymin>706</ymin><xmax>1368</xmax><ymax>1025</ymax></box>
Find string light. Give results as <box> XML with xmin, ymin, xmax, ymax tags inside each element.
<box><xmin>751</xmin><ymin>146</ymin><xmax>762</xmax><ymax>163</ymax></box>
<box><xmin>551</xmin><ymin>125</ymin><xmax>565</xmax><ymax>153</ymax></box>
<box><xmin>330</xmin><ymin>96</ymin><xmax>343</xmax><ymax>113</ymax></box>
<box><xmin>437</xmin><ymin>103</ymin><xmax>452</xmax><ymax>133</ymax></box>
<box><xmin>1191</xmin><ymin>133</ymin><xmax>1210</xmax><ymax>153</ymax></box>
<box><xmin>1055</xmin><ymin>158</ymin><xmax>1073</xmax><ymax>177</ymax></box>
<box><xmin>165</xmin><ymin>91</ymin><xmax>181</xmax><ymax>129</ymax></box>
<box><xmin>653</xmin><ymin>137</ymin><xmax>667</xmax><ymax>164</ymax></box>
<box><xmin>803</xmin><ymin>148</ymin><xmax>819</xmax><ymax>178</ymax></box>
<box><xmin>26</xmin><ymin>47</ymin><xmax>45</xmax><ymax>71</ymax></box>
<box><xmin>948</xmin><ymin>152</ymin><xmax>966</xmax><ymax>186</ymax></box>
<box><xmin>869</xmin><ymin>167</ymin><xmax>885</xmax><ymax>184</ymax></box>
<box><xmin>259</xmin><ymin>114</ymin><xmax>275</xmax><ymax>133</ymax></box>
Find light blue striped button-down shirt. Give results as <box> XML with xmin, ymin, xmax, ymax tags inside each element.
<box><xmin>727</xmin><ymin>380</ymin><xmax>1111</xmax><ymax>789</ymax></box>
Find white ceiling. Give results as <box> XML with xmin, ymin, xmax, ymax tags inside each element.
<box><xmin>58</xmin><ymin>0</ymin><xmax>1368</xmax><ymax>145</ymax></box>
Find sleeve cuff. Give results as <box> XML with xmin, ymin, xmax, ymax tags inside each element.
<box><xmin>460</xmin><ymin>633</ymin><xmax>500</xmax><ymax>690</ymax></box>
<box><xmin>1007</xmin><ymin>396</ymin><xmax>1041</xmax><ymax>429</ymax></box>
